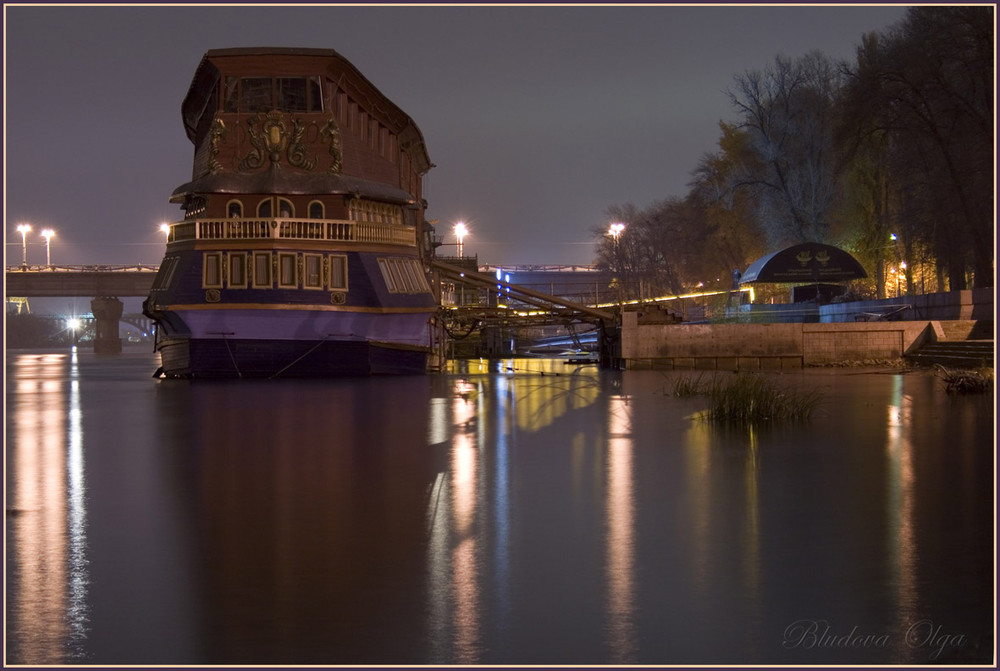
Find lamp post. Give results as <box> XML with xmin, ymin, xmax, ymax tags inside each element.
<box><xmin>608</xmin><ymin>222</ymin><xmax>626</xmax><ymax>310</ymax></box>
<box><xmin>41</xmin><ymin>229</ymin><xmax>55</xmax><ymax>267</ymax></box>
<box><xmin>16</xmin><ymin>224</ymin><xmax>31</xmax><ymax>267</ymax></box>
<box><xmin>454</xmin><ymin>222</ymin><xmax>468</xmax><ymax>258</ymax></box>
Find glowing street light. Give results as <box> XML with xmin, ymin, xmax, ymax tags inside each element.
<box><xmin>67</xmin><ymin>317</ymin><xmax>81</xmax><ymax>347</ymax></box>
<box><xmin>41</xmin><ymin>229</ymin><xmax>55</xmax><ymax>266</ymax></box>
<box><xmin>454</xmin><ymin>221</ymin><xmax>468</xmax><ymax>258</ymax></box>
<box><xmin>16</xmin><ymin>223</ymin><xmax>31</xmax><ymax>267</ymax></box>
<box><xmin>160</xmin><ymin>223</ymin><xmax>171</xmax><ymax>242</ymax></box>
<box><xmin>608</xmin><ymin>222</ymin><xmax>625</xmax><ymax>240</ymax></box>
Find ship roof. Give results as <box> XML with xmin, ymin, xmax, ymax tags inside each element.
<box><xmin>181</xmin><ymin>47</ymin><xmax>432</xmax><ymax>174</ymax></box>
<box><xmin>170</xmin><ymin>163</ymin><xmax>420</xmax><ymax>206</ymax></box>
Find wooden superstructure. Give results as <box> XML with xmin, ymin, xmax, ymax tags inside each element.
<box><xmin>144</xmin><ymin>47</ymin><xmax>440</xmax><ymax>377</ymax></box>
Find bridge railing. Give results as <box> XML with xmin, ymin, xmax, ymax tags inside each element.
<box><xmin>167</xmin><ymin>218</ymin><xmax>416</xmax><ymax>246</ymax></box>
<box><xmin>5</xmin><ymin>264</ymin><xmax>160</xmax><ymax>273</ymax></box>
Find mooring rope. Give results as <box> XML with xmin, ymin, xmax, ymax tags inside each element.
<box><xmin>269</xmin><ymin>336</ymin><xmax>330</xmax><ymax>379</ymax></box>
<box><xmin>221</xmin><ymin>334</ymin><xmax>242</xmax><ymax>378</ymax></box>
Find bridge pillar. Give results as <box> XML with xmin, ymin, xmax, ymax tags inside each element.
<box><xmin>90</xmin><ymin>296</ymin><xmax>123</xmax><ymax>354</ymax></box>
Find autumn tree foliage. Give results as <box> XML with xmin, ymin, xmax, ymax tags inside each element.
<box><xmin>595</xmin><ymin>6</ymin><xmax>993</xmax><ymax>299</ymax></box>
<box><xmin>838</xmin><ymin>6</ymin><xmax>993</xmax><ymax>291</ymax></box>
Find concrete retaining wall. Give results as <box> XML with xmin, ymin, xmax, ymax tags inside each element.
<box><xmin>621</xmin><ymin>312</ymin><xmax>936</xmax><ymax>370</ymax></box>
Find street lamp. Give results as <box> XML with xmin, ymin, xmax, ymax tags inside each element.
<box><xmin>160</xmin><ymin>223</ymin><xmax>171</xmax><ymax>242</ymax></box>
<box><xmin>454</xmin><ymin>221</ymin><xmax>468</xmax><ymax>258</ymax></box>
<box><xmin>16</xmin><ymin>224</ymin><xmax>31</xmax><ymax>267</ymax></box>
<box><xmin>41</xmin><ymin>229</ymin><xmax>55</xmax><ymax>267</ymax></box>
<box><xmin>67</xmin><ymin>317</ymin><xmax>81</xmax><ymax>348</ymax></box>
<box><xmin>608</xmin><ymin>222</ymin><xmax>625</xmax><ymax>240</ymax></box>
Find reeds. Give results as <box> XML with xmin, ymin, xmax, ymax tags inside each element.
<box><xmin>935</xmin><ymin>365</ymin><xmax>994</xmax><ymax>394</ymax></box>
<box><xmin>671</xmin><ymin>372</ymin><xmax>822</xmax><ymax>424</ymax></box>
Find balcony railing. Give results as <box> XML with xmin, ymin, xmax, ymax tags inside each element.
<box><xmin>167</xmin><ymin>218</ymin><xmax>416</xmax><ymax>247</ymax></box>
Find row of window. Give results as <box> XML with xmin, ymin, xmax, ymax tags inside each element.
<box><xmin>203</xmin><ymin>252</ymin><xmax>348</xmax><ymax>291</ymax></box>
<box><xmin>197</xmin><ymin>252</ymin><xmax>431</xmax><ymax>295</ymax></box>
<box><xmin>223</xmin><ymin>76</ymin><xmax>324</xmax><ymax>114</ymax></box>
<box><xmin>223</xmin><ymin>197</ymin><xmax>403</xmax><ymax>225</ymax></box>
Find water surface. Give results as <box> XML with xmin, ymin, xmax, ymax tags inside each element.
<box><xmin>5</xmin><ymin>350</ymin><xmax>994</xmax><ymax>665</ymax></box>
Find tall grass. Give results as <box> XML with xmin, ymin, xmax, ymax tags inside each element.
<box><xmin>672</xmin><ymin>373</ymin><xmax>822</xmax><ymax>424</ymax></box>
<box><xmin>935</xmin><ymin>365</ymin><xmax>994</xmax><ymax>394</ymax></box>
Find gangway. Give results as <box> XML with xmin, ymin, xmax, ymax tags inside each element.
<box><xmin>430</xmin><ymin>260</ymin><xmax>621</xmax><ymax>367</ymax></box>
<box><xmin>431</xmin><ymin>260</ymin><xmax>616</xmax><ymax>322</ymax></box>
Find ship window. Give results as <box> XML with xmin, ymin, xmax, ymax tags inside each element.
<box><xmin>278</xmin><ymin>253</ymin><xmax>297</xmax><ymax>288</ymax></box>
<box><xmin>227</xmin><ymin>200</ymin><xmax>243</xmax><ymax>218</ymax></box>
<box><xmin>203</xmin><ymin>253</ymin><xmax>223</xmax><ymax>289</ymax></box>
<box><xmin>378</xmin><ymin>257</ymin><xmax>429</xmax><ymax>294</ymax></box>
<box><xmin>278</xmin><ymin>78</ymin><xmax>307</xmax><ymax>112</ymax></box>
<box><xmin>257</xmin><ymin>199</ymin><xmax>272</xmax><ymax>218</ymax></box>
<box><xmin>151</xmin><ymin>256</ymin><xmax>179</xmax><ymax>291</ymax></box>
<box><xmin>303</xmin><ymin>254</ymin><xmax>323</xmax><ymax>289</ymax></box>
<box><xmin>329</xmin><ymin>255</ymin><xmax>348</xmax><ymax>290</ymax></box>
<box><xmin>308</xmin><ymin>201</ymin><xmax>324</xmax><ymax>219</ymax></box>
<box><xmin>278</xmin><ymin>198</ymin><xmax>293</xmax><ymax>218</ymax></box>
<box><xmin>223</xmin><ymin>76</ymin><xmax>324</xmax><ymax>114</ymax></box>
<box><xmin>253</xmin><ymin>252</ymin><xmax>272</xmax><ymax>288</ymax></box>
<box><xmin>240</xmin><ymin>77</ymin><xmax>272</xmax><ymax>112</ymax></box>
<box><xmin>224</xmin><ymin>77</ymin><xmax>240</xmax><ymax>113</ymax></box>
<box><xmin>228</xmin><ymin>253</ymin><xmax>248</xmax><ymax>288</ymax></box>
<box><xmin>309</xmin><ymin>76</ymin><xmax>323</xmax><ymax>112</ymax></box>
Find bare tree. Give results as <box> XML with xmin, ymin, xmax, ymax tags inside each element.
<box><xmin>727</xmin><ymin>52</ymin><xmax>845</xmax><ymax>247</ymax></box>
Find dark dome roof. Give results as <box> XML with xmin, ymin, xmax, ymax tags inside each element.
<box><xmin>740</xmin><ymin>243</ymin><xmax>868</xmax><ymax>283</ymax></box>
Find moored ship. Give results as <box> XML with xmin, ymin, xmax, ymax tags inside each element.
<box><xmin>143</xmin><ymin>47</ymin><xmax>439</xmax><ymax>377</ymax></box>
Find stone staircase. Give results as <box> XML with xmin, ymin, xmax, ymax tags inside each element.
<box><xmin>905</xmin><ymin>320</ymin><xmax>994</xmax><ymax>369</ymax></box>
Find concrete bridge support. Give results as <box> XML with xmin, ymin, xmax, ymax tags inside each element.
<box><xmin>90</xmin><ymin>296</ymin><xmax>123</xmax><ymax>354</ymax></box>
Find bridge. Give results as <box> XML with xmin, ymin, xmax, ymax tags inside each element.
<box><xmin>5</xmin><ymin>264</ymin><xmax>158</xmax><ymax>297</ymax></box>
<box><xmin>5</xmin><ymin>261</ymin><xmax>625</xmax><ymax>362</ymax></box>
<box><xmin>5</xmin><ymin>265</ymin><xmax>158</xmax><ymax>353</ymax></box>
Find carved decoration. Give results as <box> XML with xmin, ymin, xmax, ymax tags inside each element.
<box><xmin>287</xmin><ymin>118</ymin><xmax>315</xmax><ymax>170</ymax></box>
<box><xmin>320</xmin><ymin>119</ymin><xmax>343</xmax><ymax>174</ymax></box>
<box><xmin>238</xmin><ymin>111</ymin><xmax>317</xmax><ymax>173</ymax></box>
<box><xmin>208</xmin><ymin>117</ymin><xmax>226</xmax><ymax>174</ymax></box>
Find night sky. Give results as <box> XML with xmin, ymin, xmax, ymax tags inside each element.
<box><xmin>5</xmin><ymin>3</ymin><xmax>909</xmax><ymax>271</ymax></box>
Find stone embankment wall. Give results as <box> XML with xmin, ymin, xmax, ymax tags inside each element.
<box><xmin>622</xmin><ymin>288</ymin><xmax>994</xmax><ymax>370</ymax></box>
<box><xmin>621</xmin><ymin>314</ymin><xmax>943</xmax><ymax>370</ymax></box>
<box><xmin>819</xmin><ymin>287</ymin><xmax>993</xmax><ymax>322</ymax></box>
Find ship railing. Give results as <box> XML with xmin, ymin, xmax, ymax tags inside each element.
<box><xmin>167</xmin><ymin>218</ymin><xmax>416</xmax><ymax>246</ymax></box>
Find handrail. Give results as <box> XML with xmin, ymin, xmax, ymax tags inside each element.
<box><xmin>166</xmin><ymin>217</ymin><xmax>416</xmax><ymax>246</ymax></box>
<box><xmin>5</xmin><ymin>264</ymin><xmax>160</xmax><ymax>273</ymax></box>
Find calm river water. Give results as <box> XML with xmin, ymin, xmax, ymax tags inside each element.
<box><xmin>5</xmin><ymin>349</ymin><xmax>994</xmax><ymax>665</ymax></box>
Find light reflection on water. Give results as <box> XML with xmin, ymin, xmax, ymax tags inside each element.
<box><xmin>5</xmin><ymin>352</ymin><xmax>994</xmax><ymax>665</ymax></box>
<box><xmin>7</xmin><ymin>350</ymin><xmax>89</xmax><ymax>665</ymax></box>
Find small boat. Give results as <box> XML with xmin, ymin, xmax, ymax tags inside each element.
<box><xmin>143</xmin><ymin>47</ymin><xmax>438</xmax><ymax>377</ymax></box>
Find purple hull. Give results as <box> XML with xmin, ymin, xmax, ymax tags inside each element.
<box><xmin>158</xmin><ymin>336</ymin><xmax>428</xmax><ymax>378</ymax></box>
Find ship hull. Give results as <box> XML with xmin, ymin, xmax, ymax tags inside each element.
<box><xmin>157</xmin><ymin>335</ymin><xmax>428</xmax><ymax>378</ymax></box>
<box><xmin>150</xmin><ymin>304</ymin><xmax>436</xmax><ymax>378</ymax></box>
